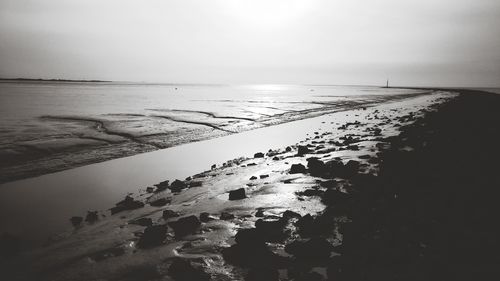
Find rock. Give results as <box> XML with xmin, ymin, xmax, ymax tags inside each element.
<box><xmin>170</xmin><ymin>179</ymin><xmax>187</xmax><ymax>193</ymax></box>
<box><xmin>189</xmin><ymin>181</ymin><xmax>202</xmax><ymax>187</ymax></box>
<box><xmin>297</xmin><ymin>145</ymin><xmax>311</xmax><ymax>156</ymax></box>
<box><xmin>85</xmin><ymin>211</ymin><xmax>99</xmax><ymax>223</ymax></box>
<box><xmin>70</xmin><ymin>216</ymin><xmax>83</xmax><ymax>227</ymax></box>
<box><xmin>220</xmin><ymin>212</ymin><xmax>235</xmax><ymax>220</ymax></box>
<box><xmin>199</xmin><ymin>212</ymin><xmax>212</xmax><ymax>222</ymax></box>
<box><xmin>290</xmin><ymin>163</ymin><xmax>307</xmax><ymax>174</ymax></box>
<box><xmin>285</xmin><ymin>237</ymin><xmax>334</xmax><ymax>261</ymax></box>
<box><xmin>307</xmin><ymin>157</ymin><xmax>329</xmax><ymax>177</ymax></box>
<box><xmin>272</xmin><ymin>156</ymin><xmax>280</xmax><ymax>161</ymax></box>
<box><xmin>260</xmin><ymin>174</ymin><xmax>269</xmax><ymax>179</ymax></box>
<box><xmin>344</xmin><ymin>160</ymin><xmax>360</xmax><ymax>177</ymax></box>
<box><xmin>211</xmin><ymin>164</ymin><xmax>216</xmax><ymax>170</ymax></box>
<box><xmin>162</xmin><ymin>209</ymin><xmax>180</xmax><ymax>220</ymax></box>
<box><xmin>254</xmin><ymin>152</ymin><xmax>265</xmax><ymax>158</ymax></box>
<box><xmin>89</xmin><ymin>246</ymin><xmax>126</xmax><ymax>262</ymax></box>
<box><xmin>255</xmin><ymin>219</ymin><xmax>287</xmax><ymax>242</ymax></box>
<box><xmin>110</xmin><ymin>196</ymin><xmax>145</xmax><ymax>214</ymax></box>
<box><xmin>168</xmin><ymin>258</ymin><xmax>210</xmax><ymax>281</ymax></box>
<box><xmin>168</xmin><ymin>215</ymin><xmax>201</xmax><ymax>237</ymax></box>
<box><xmin>285</xmin><ymin>146</ymin><xmax>292</xmax><ymax>152</ymax></box>
<box><xmin>229</xmin><ymin>188</ymin><xmax>246</xmax><ymax>200</ymax></box>
<box><xmin>154</xmin><ymin>180</ymin><xmax>169</xmax><ymax>191</ymax></box>
<box><xmin>146</xmin><ymin>186</ymin><xmax>154</xmax><ymax>193</ymax></box>
<box><xmin>297</xmin><ymin>189</ymin><xmax>323</xmax><ymax>197</ymax></box>
<box><xmin>150</xmin><ymin>198</ymin><xmax>169</xmax><ymax>207</ymax></box>
<box><xmin>137</xmin><ymin>224</ymin><xmax>168</xmax><ymax>248</ymax></box>
<box><xmin>235</xmin><ymin>228</ymin><xmax>265</xmax><ymax>247</ymax></box>
<box><xmin>246</xmin><ymin>267</ymin><xmax>280</xmax><ymax>281</ymax></box>
<box><xmin>282</xmin><ymin>210</ymin><xmax>302</xmax><ymax>220</ymax></box>
<box><xmin>320</xmin><ymin>180</ymin><xmax>338</xmax><ymax>189</ymax></box>
<box><xmin>255</xmin><ymin>209</ymin><xmax>265</xmax><ymax>217</ymax></box>
<box><xmin>249</xmin><ymin>176</ymin><xmax>257</xmax><ymax>180</ymax></box>
<box><xmin>322</xmin><ymin>189</ymin><xmax>351</xmax><ymax>206</ymax></box>
<box><xmin>129</xmin><ymin>217</ymin><xmax>153</xmax><ymax>227</ymax></box>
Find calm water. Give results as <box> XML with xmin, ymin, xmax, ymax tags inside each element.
<box><xmin>0</xmin><ymin>82</ymin><xmax>430</xmax><ymax>246</ymax></box>
<box><xmin>0</xmin><ymin>82</ymin><xmax>422</xmax><ymax>183</ymax></box>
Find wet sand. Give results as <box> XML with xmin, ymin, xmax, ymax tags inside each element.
<box><xmin>1</xmin><ymin>90</ymin><xmax>473</xmax><ymax>281</ymax></box>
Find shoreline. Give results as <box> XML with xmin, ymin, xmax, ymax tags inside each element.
<box><xmin>1</xmin><ymin>91</ymin><xmax>431</xmax><ymax>184</ymax></box>
<box><xmin>0</xmin><ymin>90</ymin><xmax>464</xmax><ymax>280</ymax></box>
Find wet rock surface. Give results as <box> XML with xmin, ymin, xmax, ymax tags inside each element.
<box><xmin>9</xmin><ymin>91</ymin><xmax>499</xmax><ymax>281</ymax></box>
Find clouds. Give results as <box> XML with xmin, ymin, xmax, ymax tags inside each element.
<box><xmin>0</xmin><ymin>0</ymin><xmax>499</xmax><ymax>86</ymax></box>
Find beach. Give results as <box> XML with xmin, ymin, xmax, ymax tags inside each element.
<box><xmin>5</xmin><ymin>88</ymin><xmax>497</xmax><ymax>281</ymax></box>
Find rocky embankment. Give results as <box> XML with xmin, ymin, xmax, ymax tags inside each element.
<box><xmin>6</xmin><ymin>90</ymin><xmax>499</xmax><ymax>281</ymax></box>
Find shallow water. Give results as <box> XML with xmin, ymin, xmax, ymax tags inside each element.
<box><xmin>0</xmin><ymin>82</ymin><xmax>423</xmax><ymax>182</ymax></box>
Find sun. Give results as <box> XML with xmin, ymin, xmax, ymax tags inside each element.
<box><xmin>221</xmin><ymin>0</ymin><xmax>315</xmax><ymax>28</ymax></box>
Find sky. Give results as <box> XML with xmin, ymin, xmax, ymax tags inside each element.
<box><xmin>0</xmin><ymin>0</ymin><xmax>499</xmax><ymax>87</ymax></box>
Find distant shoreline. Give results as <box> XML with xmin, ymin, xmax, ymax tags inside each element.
<box><xmin>0</xmin><ymin>78</ymin><xmax>111</xmax><ymax>83</ymax></box>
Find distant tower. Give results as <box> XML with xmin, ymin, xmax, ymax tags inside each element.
<box><xmin>386</xmin><ymin>79</ymin><xmax>389</xmax><ymax>88</ymax></box>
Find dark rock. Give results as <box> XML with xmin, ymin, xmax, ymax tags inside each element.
<box><xmin>199</xmin><ymin>212</ymin><xmax>212</xmax><ymax>222</ymax></box>
<box><xmin>168</xmin><ymin>258</ymin><xmax>210</xmax><ymax>281</ymax></box>
<box><xmin>220</xmin><ymin>212</ymin><xmax>235</xmax><ymax>220</ymax></box>
<box><xmin>246</xmin><ymin>267</ymin><xmax>280</xmax><ymax>281</ymax></box>
<box><xmin>247</xmin><ymin>162</ymin><xmax>257</xmax><ymax>166</ymax></box>
<box><xmin>235</xmin><ymin>228</ymin><xmax>265</xmax><ymax>247</ymax></box>
<box><xmin>272</xmin><ymin>156</ymin><xmax>280</xmax><ymax>161</ymax></box>
<box><xmin>70</xmin><ymin>216</ymin><xmax>83</xmax><ymax>227</ymax></box>
<box><xmin>286</xmin><ymin>146</ymin><xmax>292</xmax><ymax>152</ymax></box>
<box><xmin>110</xmin><ymin>196</ymin><xmax>145</xmax><ymax>214</ymax></box>
<box><xmin>282</xmin><ymin>210</ymin><xmax>302</xmax><ymax>220</ymax></box>
<box><xmin>255</xmin><ymin>209</ymin><xmax>265</xmax><ymax>217</ymax></box>
<box><xmin>255</xmin><ymin>219</ymin><xmax>287</xmax><ymax>242</ymax></box>
<box><xmin>307</xmin><ymin>157</ymin><xmax>329</xmax><ymax>177</ymax></box>
<box><xmin>170</xmin><ymin>179</ymin><xmax>187</xmax><ymax>193</ymax></box>
<box><xmin>249</xmin><ymin>176</ymin><xmax>257</xmax><ymax>180</ymax></box>
<box><xmin>211</xmin><ymin>164</ymin><xmax>216</xmax><ymax>170</ymax></box>
<box><xmin>85</xmin><ymin>211</ymin><xmax>99</xmax><ymax>223</ymax></box>
<box><xmin>146</xmin><ymin>186</ymin><xmax>154</xmax><ymax>193</ymax></box>
<box><xmin>129</xmin><ymin>217</ymin><xmax>153</xmax><ymax>227</ymax></box>
<box><xmin>168</xmin><ymin>215</ymin><xmax>201</xmax><ymax>237</ymax></box>
<box><xmin>260</xmin><ymin>174</ymin><xmax>269</xmax><ymax>179</ymax></box>
<box><xmin>320</xmin><ymin>180</ymin><xmax>338</xmax><ymax>189</ymax></box>
<box><xmin>285</xmin><ymin>237</ymin><xmax>334</xmax><ymax>261</ymax></box>
<box><xmin>290</xmin><ymin>163</ymin><xmax>307</xmax><ymax>174</ymax></box>
<box><xmin>254</xmin><ymin>152</ymin><xmax>265</xmax><ymax>158</ymax></box>
<box><xmin>229</xmin><ymin>188</ymin><xmax>246</xmax><ymax>200</ymax></box>
<box><xmin>189</xmin><ymin>181</ymin><xmax>202</xmax><ymax>187</ymax></box>
<box><xmin>297</xmin><ymin>188</ymin><xmax>323</xmax><ymax>197</ymax></box>
<box><xmin>344</xmin><ymin>160</ymin><xmax>360</xmax><ymax>177</ymax></box>
<box><xmin>322</xmin><ymin>190</ymin><xmax>351</xmax><ymax>206</ymax></box>
<box><xmin>150</xmin><ymin>198</ymin><xmax>169</xmax><ymax>207</ymax></box>
<box><xmin>137</xmin><ymin>224</ymin><xmax>168</xmax><ymax>248</ymax></box>
<box><xmin>162</xmin><ymin>209</ymin><xmax>180</xmax><ymax>220</ymax></box>
<box><xmin>154</xmin><ymin>180</ymin><xmax>169</xmax><ymax>191</ymax></box>
<box><xmin>297</xmin><ymin>145</ymin><xmax>311</xmax><ymax>156</ymax></box>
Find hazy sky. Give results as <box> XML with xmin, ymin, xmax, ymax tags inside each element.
<box><xmin>1</xmin><ymin>0</ymin><xmax>499</xmax><ymax>87</ymax></box>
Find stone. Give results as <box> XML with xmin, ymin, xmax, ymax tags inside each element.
<box><xmin>170</xmin><ymin>179</ymin><xmax>187</xmax><ymax>193</ymax></box>
<box><xmin>137</xmin><ymin>224</ymin><xmax>168</xmax><ymax>248</ymax></box>
<box><xmin>110</xmin><ymin>196</ymin><xmax>145</xmax><ymax>215</ymax></box>
<box><xmin>250</xmin><ymin>176</ymin><xmax>257</xmax><ymax>180</ymax></box>
<box><xmin>129</xmin><ymin>217</ymin><xmax>153</xmax><ymax>227</ymax></box>
<box><xmin>286</xmin><ymin>146</ymin><xmax>292</xmax><ymax>152</ymax></box>
<box><xmin>260</xmin><ymin>174</ymin><xmax>269</xmax><ymax>179</ymax></box>
<box><xmin>199</xmin><ymin>212</ymin><xmax>212</xmax><ymax>222</ymax></box>
<box><xmin>297</xmin><ymin>145</ymin><xmax>311</xmax><ymax>156</ymax></box>
<box><xmin>70</xmin><ymin>216</ymin><xmax>83</xmax><ymax>227</ymax></box>
<box><xmin>290</xmin><ymin>163</ymin><xmax>307</xmax><ymax>174</ymax></box>
<box><xmin>254</xmin><ymin>152</ymin><xmax>265</xmax><ymax>158</ymax></box>
<box><xmin>229</xmin><ymin>188</ymin><xmax>246</xmax><ymax>200</ymax></box>
<box><xmin>285</xmin><ymin>237</ymin><xmax>334</xmax><ymax>261</ymax></box>
<box><xmin>168</xmin><ymin>258</ymin><xmax>210</xmax><ymax>281</ymax></box>
<box><xmin>168</xmin><ymin>215</ymin><xmax>201</xmax><ymax>237</ymax></box>
<box><xmin>85</xmin><ymin>211</ymin><xmax>99</xmax><ymax>223</ymax></box>
<box><xmin>150</xmin><ymin>198</ymin><xmax>169</xmax><ymax>207</ymax></box>
<box><xmin>162</xmin><ymin>209</ymin><xmax>180</xmax><ymax>220</ymax></box>
<box><xmin>220</xmin><ymin>212</ymin><xmax>235</xmax><ymax>220</ymax></box>
<box><xmin>154</xmin><ymin>180</ymin><xmax>169</xmax><ymax>192</ymax></box>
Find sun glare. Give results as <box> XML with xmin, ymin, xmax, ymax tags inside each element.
<box><xmin>221</xmin><ymin>0</ymin><xmax>315</xmax><ymax>28</ymax></box>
